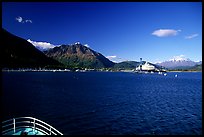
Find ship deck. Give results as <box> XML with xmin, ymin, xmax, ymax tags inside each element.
<box><xmin>2</xmin><ymin>117</ymin><xmax>63</xmax><ymax>135</ymax></box>
<box><xmin>4</xmin><ymin>128</ymin><xmax>45</xmax><ymax>135</ymax></box>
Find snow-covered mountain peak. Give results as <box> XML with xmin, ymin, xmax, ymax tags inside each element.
<box><xmin>168</xmin><ymin>55</ymin><xmax>191</xmax><ymax>62</ymax></box>
<box><xmin>156</xmin><ymin>55</ymin><xmax>200</xmax><ymax>69</ymax></box>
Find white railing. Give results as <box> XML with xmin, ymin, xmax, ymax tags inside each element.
<box><xmin>2</xmin><ymin>117</ymin><xmax>63</xmax><ymax>135</ymax></box>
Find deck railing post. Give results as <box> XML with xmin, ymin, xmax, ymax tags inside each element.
<box><xmin>50</xmin><ymin>127</ymin><xmax>51</xmax><ymax>135</ymax></box>
<box><xmin>13</xmin><ymin>118</ymin><xmax>15</xmax><ymax>134</ymax></box>
<box><xmin>33</xmin><ymin>118</ymin><xmax>36</xmax><ymax>132</ymax></box>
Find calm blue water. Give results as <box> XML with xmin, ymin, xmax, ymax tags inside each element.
<box><xmin>2</xmin><ymin>71</ymin><xmax>202</xmax><ymax>135</ymax></box>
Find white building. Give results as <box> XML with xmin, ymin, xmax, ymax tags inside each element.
<box><xmin>136</xmin><ymin>61</ymin><xmax>155</xmax><ymax>71</ymax></box>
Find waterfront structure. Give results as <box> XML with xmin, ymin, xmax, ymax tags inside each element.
<box><xmin>136</xmin><ymin>61</ymin><xmax>155</xmax><ymax>71</ymax></box>
<box><xmin>135</xmin><ymin>58</ymin><xmax>167</xmax><ymax>72</ymax></box>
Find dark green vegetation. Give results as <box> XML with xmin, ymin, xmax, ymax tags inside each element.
<box><xmin>113</xmin><ymin>61</ymin><xmax>139</xmax><ymax>70</ymax></box>
<box><xmin>190</xmin><ymin>64</ymin><xmax>202</xmax><ymax>71</ymax></box>
<box><xmin>44</xmin><ymin>44</ymin><xmax>115</xmax><ymax>69</ymax></box>
<box><xmin>168</xmin><ymin>64</ymin><xmax>202</xmax><ymax>72</ymax></box>
<box><xmin>1</xmin><ymin>28</ymin><xmax>63</xmax><ymax>69</ymax></box>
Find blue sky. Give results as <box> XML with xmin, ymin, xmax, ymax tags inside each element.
<box><xmin>2</xmin><ymin>2</ymin><xmax>202</xmax><ymax>63</ymax></box>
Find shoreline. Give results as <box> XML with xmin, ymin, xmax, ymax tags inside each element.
<box><xmin>167</xmin><ymin>71</ymin><xmax>202</xmax><ymax>72</ymax></box>
<box><xmin>1</xmin><ymin>69</ymin><xmax>202</xmax><ymax>73</ymax></box>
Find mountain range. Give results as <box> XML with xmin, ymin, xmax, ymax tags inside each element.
<box><xmin>44</xmin><ymin>43</ymin><xmax>115</xmax><ymax>69</ymax></box>
<box><xmin>156</xmin><ymin>58</ymin><xmax>202</xmax><ymax>69</ymax></box>
<box><xmin>2</xmin><ymin>28</ymin><xmax>202</xmax><ymax>71</ymax></box>
<box><xmin>1</xmin><ymin>28</ymin><xmax>62</xmax><ymax>69</ymax></box>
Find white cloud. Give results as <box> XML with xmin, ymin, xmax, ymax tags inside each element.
<box><xmin>25</xmin><ymin>20</ymin><xmax>32</xmax><ymax>23</ymax></box>
<box><xmin>15</xmin><ymin>16</ymin><xmax>32</xmax><ymax>23</ymax></box>
<box><xmin>106</xmin><ymin>55</ymin><xmax>128</xmax><ymax>63</ymax></box>
<box><xmin>185</xmin><ymin>33</ymin><xmax>198</xmax><ymax>39</ymax></box>
<box><xmin>84</xmin><ymin>44</ymin><xmax>90</xmax><ymax>48</ymax></box>
<box><xmin>152</xmin><ymin>29</ymin><xmax>181</xmax><ymax>37</ymax></box>
<box><xmin>106</xmin><ymin>55</ymin><xmax>118</xmax><ymax>63</ymax></box>
<box><xmin>16</xmin><ymin>16</ymin><xmax>23</xmax><ymax>23</ymax></box>
<box><xmin>27</xmin><ymin>39</ymin><xmax>59</xmax><ymax>51</ymax></box>
<box><xmin>106</xmin><ymin>55</ymin><xmax>117</xmax><ymax>59</ymax></box>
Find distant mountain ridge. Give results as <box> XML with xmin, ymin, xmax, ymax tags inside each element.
<box><xmin>44</xmin><ymin>43</ymin><xmax>115</xmax><ymax>68</ymax></box>
<box><xmin>156</xmin><ymin>58</ymin><xmax>202</xmax><ymax>69</ymax></box>
<box><xmin>189</xmin><ymin>64</ymin><xmax>202</xmax><ymax>71</ymax></box>
<box><xmin>1</xmin><ymin>28</ymin><xmax>62</xmax><ymax>68</ymax></box>
<box><xmin>113</xmin><ymin>61</ymin><xmax>139</xmax><ymax>69</ymax></box>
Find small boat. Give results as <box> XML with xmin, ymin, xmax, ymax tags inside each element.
<box><xmin>158</xmin><ymin>72</ymin><xmax>163</xmax><ymax>75</ymax></box>
<box><xmin>2</xmin><ymin>117</ymin><xmax>63</xmax><ymax>135</ymax></box>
